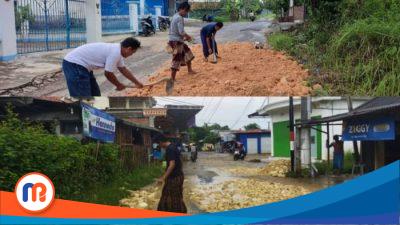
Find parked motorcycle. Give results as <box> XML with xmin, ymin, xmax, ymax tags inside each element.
<box><xmin>222</xmin><ymin>140</ymin><xmax>236</xmax><ymax>153</ymax></box>
<box><xmin>141</xmin><ymin>15</ymin><xmax>156</xmax><ymax>36</ymax></box>
<box><xmin>158</xmin><ymin>16</ymin><xmax>170</xmax><ymax>32</ymax></box>
<box><xmin>202</xmin><ymin>14</ymin><xmax>214</xmax><ymax>22</ymax></box>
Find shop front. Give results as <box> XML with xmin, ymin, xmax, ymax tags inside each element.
<box><xmin>305</xmin><ymin>97</ymin><xmax>400</xmax><ymax>173</ymax></box>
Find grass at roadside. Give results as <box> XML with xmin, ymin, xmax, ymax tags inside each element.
<box><xmin>78</xmin><ymin>163</ymin><xmax>164</xmax><ymax>206</ymax></box>
<box><xmin>286</xmin><ymin>152</ymin><xmax>354</xmax><ymax>177</ymax></box>
<box><xmin>257</xmin><ymin>13</ymin><xmax>276</xmax><ymax>20</ymax></box>
<box><xmin>266</xmin><ymin>0</ymin><xmax>400</xmax><ymax>96</ymax></box>
<box><xmin>268</xmin><ymin>33</ymin><xmax>294</xmax><ymax>51</ymax></box>
<box><xmin>314</xmin><ymin>152</ymin><xmax>354</xmax><ymax>175</ymax></box>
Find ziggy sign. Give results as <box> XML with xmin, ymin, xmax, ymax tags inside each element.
<box><xmin>342</xmin><ymin>117</ymin><xmax>395</xmax><ymax>141</ymax></box>
<box><xmin>81</xmin><ymin>103</ymin><xmax>116</xmax><ymax>143</ymax></box>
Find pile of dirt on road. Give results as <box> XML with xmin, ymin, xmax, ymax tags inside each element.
<box><xmin>189</xmin><ymin>178</ymin><xmax>310</xmax><ymax>212</ymax></box>
<box><xmin>227</xmin><ymin>159</ymin><xmax>291</xmax><ymax>178</ymax></box>
<box><xmin>124</xmin><ymin>42</ymin><xmax>310</xmax><ymax>96</ymax></box>
<box><xmin>119</xmin><ymin>184</ymin><xmax>161</xmax><ymax>210</ymax></box>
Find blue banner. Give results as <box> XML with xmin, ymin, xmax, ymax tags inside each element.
<box><xmin>342</xmin><ymin>117</ymin><xmax>396</xmax><ymax>141</ymax></box>
<box><xmin>81</xmin><ymin>103</ymin><xmax>116</xmax><ymax>143</ymax></box>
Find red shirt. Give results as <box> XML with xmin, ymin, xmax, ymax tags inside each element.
<box><xmin>333</xmin><ymin>141</ymin><xmax>344</xmax><ymax>155</ymax></box>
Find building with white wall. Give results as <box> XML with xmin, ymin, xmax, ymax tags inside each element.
<box><xmin>250</xmin><ymin>97</ymin><xmax>370</xmax><ymax>161</ymax></box>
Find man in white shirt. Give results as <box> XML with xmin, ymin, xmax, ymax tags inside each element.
<box><xmin>62</xmin><ymin>37</ymin><xmax>144</xmax><ymax>97</ymax></box>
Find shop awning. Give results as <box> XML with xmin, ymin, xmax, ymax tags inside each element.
<box><xmin>117</xmin><ymin>118</ymin><xmax>162</xmax><ymax>133</ymax></box>
<box><xmin>299</xmin><ymin>97</ymin><xmax>400</xmax><ymax>126</ymax></box>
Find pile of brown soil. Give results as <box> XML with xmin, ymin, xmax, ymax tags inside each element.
<box><xmin>125</xmin><ymin>42</ymin><xmax>310</xmax><ymax>96</ymax></box>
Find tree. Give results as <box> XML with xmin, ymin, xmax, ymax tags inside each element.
<box><xmin>15</xmin><ymin>5</ymin><xmax>35</xmax><ymax>30</ymax></box>
<box><xmin>244</xmin><ymin>123</ymin><xmax>260</xmax><ymax>130</ymax></box>
<box><xmin>204</xmin><ymin>132</ymin><xmax>221</xmax><ymax>144</ymax></box>
<box><xmin>241</xmin><ymin>0</ymin><xmax>263</xmax><ymax>17</ymax></box>
<box><xmin>188</xmin><ymin>123</ymin><xmax>228</xmax><ymax>145</ymax></box>
<box><xmin>209</xmin><ymin>123</ymin><xmax>230</xmax><ymax>131</ymax></box>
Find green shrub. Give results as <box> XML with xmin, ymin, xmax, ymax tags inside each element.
<box><xmin>0</xmin><ymin>107</ymin><xmax>121</xmax><ymax>200</ymax></box>
<box><xmin>268</xmin><ymin>33</ymin><xmax>294</xmax><ymax>52</ymax></box>
<box><xmin>80</xmin><ymin>163</ymin><xmax>163</xmax><ymax>205</ymax></box>
<box><xmin>314</xmin><ymin>151</ymin><xmax>354</xmax><ymax>175</ymax></box>
<box><xmin>214</xmin><ymin>15</ymin><xmax>230</xmax><ymax>22</ymax></box>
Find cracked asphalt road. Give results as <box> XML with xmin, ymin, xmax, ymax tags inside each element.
<box><xmin>3</xmin><ymin>19</ymin><xmax>271</xmax><ymax>97</ymax></box>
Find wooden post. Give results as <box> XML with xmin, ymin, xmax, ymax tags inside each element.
<box><xmin>96</xmin><ymin>141</ymin><xmax>100</xmax><ymax>160</ymax></box>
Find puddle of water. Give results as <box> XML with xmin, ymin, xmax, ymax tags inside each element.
<box><xmin>197</xmin><ymin>170</ymin><xmax>218</xmax><ymax>184</ymax></box>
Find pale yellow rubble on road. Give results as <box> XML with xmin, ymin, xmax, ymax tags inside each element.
<box><xmin>189</xmin><ymin>178</ymin><xmax>310</xmax><ymax>212</ymax></box>
<box><xmin>227</xmin><ymin>159</ymin><xmax>291</xmax><ymax>177</ymax></box>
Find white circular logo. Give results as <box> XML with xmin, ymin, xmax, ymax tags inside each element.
<box><xmin>15</xmin><ymin>172</ymin><xmax>55</xmax><ymax>213</ymax></box>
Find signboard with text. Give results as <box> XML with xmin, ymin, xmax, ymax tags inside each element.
<box><xmin>143</xmin><ymin>108</ymin><xmax>167</xmax><ymax>117</ymax></box>
<box><xmin>81</xmin><ymin>103</ymin><xmax>116</xmax><ymax>143</ymax></box>
<box><xmin>342</xmin><ymin>117</ymin><xmax>395</xmax><ymax>141</ymax></box>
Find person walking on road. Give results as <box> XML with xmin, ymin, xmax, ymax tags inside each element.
<box><xmin>327</xmin><ymin>135</ymin><xmax>344</xmax><ymax>174</ymax></box>
<box><xmin>62</xmin><ymin>37</ymin><xmax>144</xmax><ymax>97</ymax></box>
<box><xmin>200</xmin><ymin>22</ymin><xmax>223</xmax><ymax>62</ymax></box>
<box><xmin>157</xmin><ymin>136</ymin><xmax>187</xmax><ymax>213</ymax></box>
<box><xmin>168</xmin><ymin>2</ymin><xmax>196</xmax><ymax>82</ymax></box>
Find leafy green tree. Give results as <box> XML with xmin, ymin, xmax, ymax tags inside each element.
<box><xmin>188</xmin><ymin>123</ymin><xmax>228</xmax><ymax>145</ymax></box>
<box><xmin>244</xmin><ymin>123</ymin><xmax>260</xmax><ymax>130</ymax></box>
<box><xmin>209</xmin><ymin>123</ymin><xmax>230</xmax><ymax>131</ymax></box>
<box><xmin>14</xmin><ymin>5</ymin><xmax>35</xmax><ymax>30</ymax></box>
<box><xmin>204</xmin><ymin>132</ymin><xmax>221</xmax><ymax>144</ymax></box>
<box><xmin>241</xmin><ymin>0</ymin><xmax>263</xmax><ymax>17</ymax></box>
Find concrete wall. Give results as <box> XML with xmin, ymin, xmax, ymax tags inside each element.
<box><xmin>269</xmin><ymin>99</ymin><xmax>366</xmax><ymax>161</ymax></box>
<box><xmin>237</xmin><ymin>133</ymin><xmax>271</xmax><ymax>154</ymax></box>
<box><xmin>293</xmin><ymin>6</ymin><xmax>304</xmax><ymax>22</ymax></box>
<box><xmin>0</xmin><ymin>0</ymin><xmax>17</xmax><ymax>61</ymax></box>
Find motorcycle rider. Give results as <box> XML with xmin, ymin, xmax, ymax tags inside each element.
<box><xmin>237</xmin><ymin>142</ymin><xmax>246</xmax><ymax>158</ymax></box>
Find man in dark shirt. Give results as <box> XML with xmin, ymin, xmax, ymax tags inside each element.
<box><xmin>200</xmin><ymin>22</ymin><xmax>223</xmax><ymax>61</ymax></box>
<box><xmin>156</xmin><ymin>136</ymin><xmax>186</xmax><ymax>213</ymax></box>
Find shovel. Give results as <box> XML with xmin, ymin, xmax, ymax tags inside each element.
<box><xmin>165</xmin><ymin>79</ymin><xmax>174</xmax><ymax>95</ymax></box>
<box><xmin>211</xmin><ymin>34</ymin><xmax>217</xmax><ymax>64</ymax></box>
<box><xmin>123</xmin><ymin>77</ymin><xmax>173</xmax><ymax>94</ymax></box>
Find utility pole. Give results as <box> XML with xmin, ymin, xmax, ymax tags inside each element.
<box><xmin>300</xmin><ymin>97</ymin><xmax>312</xmax><ymax>172</ymax></box>
<box><xmin>289</xmin><ymin>97</ymin><xmax>295</xmax><ymax>172</ymax></box>
<box><xmin>347</xmin><ymin>97</ymin><xmax>360</xmax><ymax>164</ymax></box>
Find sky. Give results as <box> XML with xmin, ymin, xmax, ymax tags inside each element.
<box><xmin>154</xmin><ymin>97</ymin><xmax>287</xmax><ymax>130</ymax></box>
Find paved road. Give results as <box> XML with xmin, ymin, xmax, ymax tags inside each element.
<box><xmin>135</xmin><ymin>151</ymin><xmax>342</xmax><ymax>214</ymax></box>
<box><xmin>14</xmin><ymin>19</ymin><xmax>271</xmax><ymax>97</ymax></box>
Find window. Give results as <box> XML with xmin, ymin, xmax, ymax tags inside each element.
<box><xmin>128</xmin><ymin>99</ymin><xmax>144</xmax><ymax>109</ymax></box>
<box><xmin>109</xmin><ymin>98</ymin><xmax>126</xmax><ymax>108</ymax></box>
<box><xmin>132</xmin><ymin>128</ymin><xmax>144</xmax><ymax>145</ymax></box>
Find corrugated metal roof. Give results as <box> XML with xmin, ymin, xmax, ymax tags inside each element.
<box><xmin>304</xmin><ymin>97</ymin><xmax>400</xmax><ymax>125</ymax></box>
<box><xmin>118</xmin><ymin>118</ymin><xmax>162</xmax><ymax>133</ymax></box>
<box><xmin>349</xmin><ymin>97</ymin><xmax>400</xmax><ymax>114</ymax></box>
<box><xmin>232</xmin><ymin>129</ymin><xmax>271</xmax><ymax>134</ymax></box>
